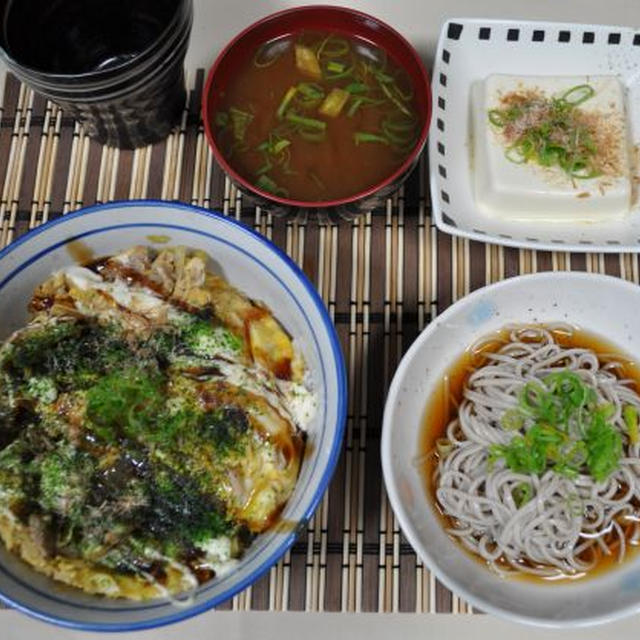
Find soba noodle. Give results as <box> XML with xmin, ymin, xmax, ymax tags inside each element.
<box><xmin>434</xmin><ymin>326</ymin><xmax>640</xmax><ymax>578</ymax></box>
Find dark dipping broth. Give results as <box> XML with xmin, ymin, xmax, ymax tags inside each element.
<box><xmin>213</xmin><ymin>31</ymin><xmax>422</xmax><ymax>202</ymax></box>
<box><xmin>420</xmin><ymin>325</ymin><xmax>640</xmax><ymax>582</ymax></box>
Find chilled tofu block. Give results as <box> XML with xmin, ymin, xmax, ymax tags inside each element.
<box><xmin>472</xmin><ymin>74</ymin><xmax>631</xmax><ymax>222</ymax></box>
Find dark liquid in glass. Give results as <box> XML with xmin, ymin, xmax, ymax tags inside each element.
<box><xmin>0</xmin><ymin>0</ymin><xmax>175</xmax><ymax>73</ymax></box>
<box><xmin>0</xmin><ymin>0</ymin><xmax>190</xmax><ymax>148</ymax></box>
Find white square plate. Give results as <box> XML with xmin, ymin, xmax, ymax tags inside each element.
<box><xmin>429</xmin><ymin>18</ymin><xmax>640</xmax><ymax>252</ymax></box>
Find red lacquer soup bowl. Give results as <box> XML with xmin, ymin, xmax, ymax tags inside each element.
<box><xmin>202</xmin><ymin>5</ymin><xmax>431</xmax><ymax>219</ymax></box>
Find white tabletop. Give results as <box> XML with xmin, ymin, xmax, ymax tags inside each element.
<box><xmin>2</xmin><ymin>1</ymin><xmax>640</xmax><ymax>637</ymax></box>
<box><xmin>185</xmin><ymin>0</ymin><xmax>639</xmax><ymax>71</ymax></box>
<box><xmin>3</xmin><ymin>609</ymin><xmax>640</xmax><ymax>639</ymax></box>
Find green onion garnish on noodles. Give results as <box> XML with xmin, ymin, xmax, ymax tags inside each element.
<box><xmin>584</xmin><ymin>412</ymin><xmax>623</xmax><ymax>482</ymax></box>
<box><xmin>624</xmin><ymin>405</ymin><xmax>639</xmax><ymax>445</ymax></box>
<box><xmin>489</xmin><ymin>370</ymin><xmax>623</xmax><ymax>483</ymax></box>
<box><xmin>512</xmin><ymin>482</ymin><xmax>533</xmax><ymax>508</ymax></box>
<box><xmin>500</xmin><ymin>408</ymin><xmax>524</xmax><ymax>431</ymax></box>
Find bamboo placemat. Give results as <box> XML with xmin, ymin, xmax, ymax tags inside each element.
<box><xmin>0</xmin><ymin>69</ymin><xmax>639</xmax><ymax>616</ymax></box>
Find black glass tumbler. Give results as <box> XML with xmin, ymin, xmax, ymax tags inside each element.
<box><xmin>0</xmin><ymin>0</ymin><xmax>193</xmax><ymax>148</ymax></box>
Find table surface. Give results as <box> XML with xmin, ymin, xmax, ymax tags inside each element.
<box><xmin>1</xmin><ymin>1</ymin><xmax>640</xmax><ymax>638</ymax></box>
<box><xmin>185</xmin><ymin>0</ymin><xmax>639</xmax><ymax>71</ymax></box>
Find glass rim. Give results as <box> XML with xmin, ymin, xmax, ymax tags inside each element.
<box><xmin>6</xmin><ymin>22</ymin><xmax>191</xmax><ymax>101</ymax></box>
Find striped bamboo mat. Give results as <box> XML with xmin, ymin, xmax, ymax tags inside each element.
<box><xmin>1</xmin><ymin>69</ymin><xmax>639</xmax><ymax>616</ymax></box>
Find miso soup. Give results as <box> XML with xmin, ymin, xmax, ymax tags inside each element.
<box><xmin>213</xmin><ymin>31</ymin><xmax>423</xmax><ymax>202</ymax></box>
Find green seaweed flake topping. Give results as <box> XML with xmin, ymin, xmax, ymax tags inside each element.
<box><xmin>181</xmin><ymin>319</ymin><xmax>244</xmax><ymax>357</ymax></box>
<box><xmin>0</xmin><ymin>315</ymin><xmax>258</xmax><ymax>579</ymax></box>
<box><xmin>4</xmin><ymin>321</ymin><xmax>132</xmax><ymax>389</ymax></box>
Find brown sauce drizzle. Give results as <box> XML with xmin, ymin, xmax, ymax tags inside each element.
<box><xmin>84</xmin><ymin>256</ymin><xmax>110</xmax><ymax>274</ymax></box>
<box><xmin>28</xmin><ymin>295</ymin><xmax>54</xmax><ymax>312</ymax></box>
<box><xmin>189</xmin><ymin>564</ymin><xmax>215</xmax><ymax>585</ymax></box>
<box><xmin>66</xmin><ymin>240</ymin><xmax>94</xmax><ymax>265</ymax></box>
<box><xmin>302</xmin><ymin>437</ymin><xmax>315</xmax><ymax>462</ymax></box>
<box><xmin>268</xmin><ymin>516</ymin><xmax>302</xmax><ymax>535</ymax></box>
<box><xmin>272</xmin><ymin>358</ymin><xmax>292</xmax><ymax>381</ymax></box>
<box><xmin>183</xmin><ymin>548</ymin><xmax>216</xmax><ymax>584</ymax></box>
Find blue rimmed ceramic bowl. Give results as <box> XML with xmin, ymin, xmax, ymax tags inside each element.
<box><xmin>0</xmin><ymin>200</ymin><xmax>347</xmax><ymax>630</ymax></box>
